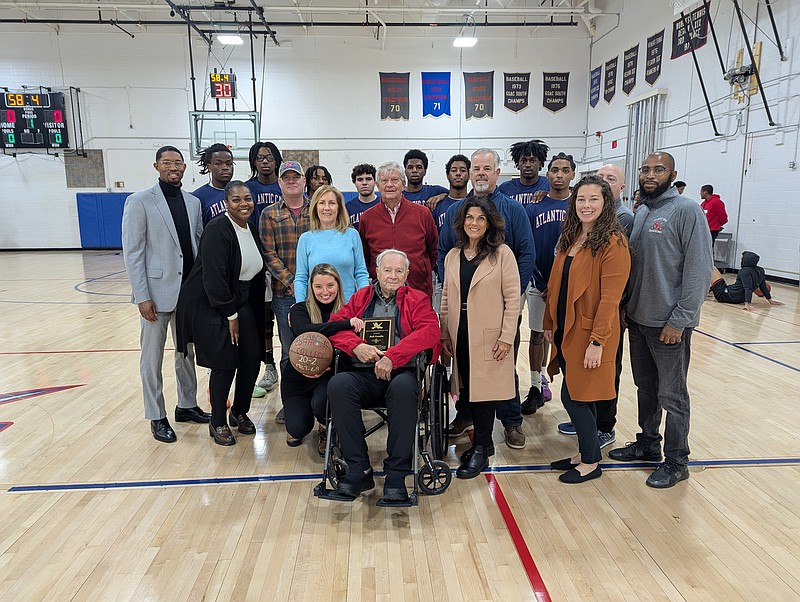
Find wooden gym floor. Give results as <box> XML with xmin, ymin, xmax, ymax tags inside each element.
<box><xmin>1</xmin><ymin>250</ymin><xmax>799</xmax><ymax>601</ymax></box>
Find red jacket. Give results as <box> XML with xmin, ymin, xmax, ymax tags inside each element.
<box><xmin>329</xmin><ymin>284</ymin><xmax>441</xmax><ymax>368</ymax></box>
<box><xmin>358</xmin><ymin>197</ymin><xmax>438</xmax><ymax>296</ymax></box>
<box><xmin>701</xmin><ymin>194</ymin><xmax>728</xmax><ymax>231</ymax></box>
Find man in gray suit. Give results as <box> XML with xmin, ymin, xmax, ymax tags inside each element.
<box><xmin>122</xmin><ymin>146</ymin><xmax>211</xmax><ymax>443</ymax></box>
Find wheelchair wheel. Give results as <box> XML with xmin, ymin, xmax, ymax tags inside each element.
<box><xmin>429</xmin><ymin>363</ymin><xmax>449</xmax><ymax>460</ymax></box>
<box><xmin>417</xmin><ymin>460</ymin><xmax>452</xmax><ymax>495</ymax></box>
<box><xmin>326</xmin><ymin>446</ymin><xmax>349</xmax><ymax>487</ymax></box>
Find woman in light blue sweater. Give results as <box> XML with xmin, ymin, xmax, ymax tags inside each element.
<box><xmin>294</xmin><ymin>185</ymin><xmax>370</xmax><ymax>303</ymax></box>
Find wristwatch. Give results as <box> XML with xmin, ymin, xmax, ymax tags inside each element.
<box><xmin>590</xmin><ymin>340</ymin><xmax>602</xmax><ymax>347</ymax></box>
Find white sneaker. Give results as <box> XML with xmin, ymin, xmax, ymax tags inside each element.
<box><xmin>258</xmin><ymin>364</ymin><xmax>279</xmax><ymax>391</ymax></box>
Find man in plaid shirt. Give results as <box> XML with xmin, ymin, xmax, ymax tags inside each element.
<box><xmin>259</xmin><ymin>161</ymin><xmax>311</xmax><ymax>386</ymax></box>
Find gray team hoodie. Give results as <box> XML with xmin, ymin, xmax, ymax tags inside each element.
<box><xmin>626</xmin><ymin>186</ymin><xmax>713</xmax><ymax>329</ymax></box>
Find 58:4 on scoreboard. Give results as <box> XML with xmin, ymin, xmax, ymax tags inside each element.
<box><xmin>0</xmin><ymin>91</ymin><xmax>70</xmax><ymax>149</ymax></box>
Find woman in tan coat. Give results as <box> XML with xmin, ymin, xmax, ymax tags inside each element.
<box><xmin>441</xmin><ymin>197</ymin><xmax>520</xmax><ymax>479</ymax></box>
<box><xmin>544</xmin><ymin>175</ymin><xmax>630</xmax><ymax>484</ymax></box>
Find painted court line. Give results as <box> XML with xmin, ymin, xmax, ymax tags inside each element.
<box><xmin>696</xmin><ymin>329</ymin><xmax>800</xmax><ymax>373</ymax></box>
<box><xmin>7</xmin><ymin>457</ymin><xmax>799</xmax><ymax>493</ymax></box>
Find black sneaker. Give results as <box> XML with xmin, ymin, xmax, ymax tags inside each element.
<box><xmin>521</xmin><ymin>386</ymin><xmax>544</xmax><ymax>415</ymax></box>
<box><xmin>646</xmin><ymin>461</ymin><xmax>689</xmax><ymax>488</ymax></box>
<box><xmin>607</xmin><ymin>441</ymin><xmax>663</xmax><ymax>462</ymax></box>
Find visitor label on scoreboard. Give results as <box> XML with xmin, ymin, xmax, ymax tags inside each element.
<box><xmin>421</xmin><ymin>72</ymin><xmax>451</xmax><ymax>118</ymax></box>
<box><xmin>645</xmin><ymin>30</ymin><xmax>665</xmax><ymax>85</ymax></box>
<box><xmin>504</xmin><ymin>72</ymin><xmax>530</xmax><ymax>113</ymax></box>
<box><xmin>604</xmin><ymin>57</ymin><xmax>618</xmax><ymax>104</ymax></box>
<box><xmin>379</xmin><ymin>72</ymin><xmax>410</xmax><ymax>120</ymax></box>
<box><xmin>622</xmin><ymin>45</ymin><xmax>639</xmax><ymax>95</ymax></box>
<box><xmin>671</xmin><ymin>3</ymin><xmax>710</xmax><ymax>59</ymax></box>
<box><xmin>464</xmin><ymin>71</ymin><xmax>494</xmax><ymax>119</ymax></box>
<box><xmin>542</xmin><ymin>72</ymin><xmax>569</xmax><ymax>113</ymax></box>
<box><xmin>589</xmin><ymin>66</ymin><xmax>602</xmax><ymax>108</ymax></box>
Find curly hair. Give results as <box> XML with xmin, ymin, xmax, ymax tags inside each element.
<box><xmin>305</xmin><ymin>165</ymin><xmax>333</xmax><ymax>196</ymax></box>
<box><xmin>453</xmin><ymin>196</ymin><xmax>506</xmax><ymax>263</ymax></box>
<box><xmin>247</xmin><ymin>141</ymin><xmax>282</xmax><ymax>179</ymax></box>
<box><xmin>509</xmin><ymin>139</ymin><xmax>549</xmax><ymax>168</ymax></box>
<box><xmin>196</xmin><ymin>143</ymin><xmax>232</xmax><ymax>175</ymax></box>
<box><xmin>558</xmin><ymin>175</ymin><xmax>625</xmax><ymax>256</ymax></box>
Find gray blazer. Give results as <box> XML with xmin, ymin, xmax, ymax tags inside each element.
<box><xmin>122</xmin><ymin>183</ymin><xmax>203</xmax><ymax>313</ymax></box>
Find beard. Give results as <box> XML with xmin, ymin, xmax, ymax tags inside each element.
<box><xmin>639</xmin><ymin>179</ymin><xmax>672</xmax><ymax>201</ymax></box>
<box><xmin>473</xmin><ymin>181</ymin><xmax>490</xmax><ymax>195</ymax></box>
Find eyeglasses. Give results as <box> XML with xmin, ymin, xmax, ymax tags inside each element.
<box><xmin>158</xmin><ymin>160</ymin><xmax>185</xmax><ymax>168</ymax></box>
<box><xmin>255</xmin><ymin>155</ymin><xmax>274</xmax><ymax>162</ymax></box>
<box><xmin>638</xmin><ymin>166</ymin><xmax>669</xmax><ymax>175</ymax></box>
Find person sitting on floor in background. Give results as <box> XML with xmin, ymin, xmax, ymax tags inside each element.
<box><xmin>282</xmin><ymin>264</ymin><xmax>363</xmax><ymax>454</ymax></box>
<box><xmin>710</xmin><ymin>251</ymin><xmax>784</xmax><ymax>312</ymax></box>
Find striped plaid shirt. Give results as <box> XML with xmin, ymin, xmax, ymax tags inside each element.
<box><xmin>258</xmin><ymin>197</ymin><xmax>311</xmax><ymax>297</ymax></box>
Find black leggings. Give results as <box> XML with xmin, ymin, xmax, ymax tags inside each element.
<box><xmin>263</xmin><ymin>301</ymin><xmax>275</xmax><ymax>365</ymax></box>
<box><xmin>283</xmin><ymin>375</ymin><xmax>330</xmax><ymax>439</ymax></box>
<box><xmin>209</xmin><ymin>303</ymin><xmax>262</xmax><ymax>427</ymax></box>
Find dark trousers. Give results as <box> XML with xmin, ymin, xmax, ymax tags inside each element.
<box><xmin>561</xmin><ymin>381</ymin><xmax>601</xmax><ymax>464</ymax></box>
<box><xmin>595</xmin><ymin>328</ymin><xmax>625</xmax><ymax>433</ymax></box>
<box><xmin>454</xmin><ymin>315</ymin><xmax>523</xmax><ymax>428</ymax></box>
<box><xmin>627</xmin><ymin>319</ymin><xmax>693</xmax><ymax>466</ymax></box>
<box><xmin>327</xmin><ymin>369</ymin><xmax>418</xmax><ymax>477</ymax></box>
<box><xmin>471</xmin><ymin>401</ymin><xmax>496</xmax><ymax>448</ymax></box>
<box><xmin>208</xmin><ymin>303</ymin><xmax>261</xmax><ymax>427</ymax></box>
<box><xmin>710</xmin><ymin>230</ymin><xmax>720</xmax><ymax>244</ymax></box>
<box><xmin>263</xmin><ymin>301</ymin><xmax>275</xmax><ymax>365</ymax></box>
<box><xmin>283</xmin><ymin>375</ymin><xmax>330</xmax><ymax>439</ymax></box>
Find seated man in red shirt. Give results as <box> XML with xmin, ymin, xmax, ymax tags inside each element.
<box><xmin>359</xmin><ymin>162</ymin><xmax>438</xmax><ymax>297</ymax></box>
<box><xmin>327</xmin><ymin>249</ymin><xmax>441</xmax><ymax>504</ymax></box>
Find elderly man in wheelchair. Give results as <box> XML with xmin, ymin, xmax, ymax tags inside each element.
<box><xmin>326</xmin><ymin>249</ymin><xmax>441</xmax><ymax>504</ymax></box>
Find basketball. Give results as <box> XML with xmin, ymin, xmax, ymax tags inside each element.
<box><xmin>289</xmin><ymin>332</ymin><xmax>334</xmax><ymax>376</ymax></box>
<box><xmin>754</xmin><ymin>282</ymin><xmax>771</xmax><ymax>297</ymax></box>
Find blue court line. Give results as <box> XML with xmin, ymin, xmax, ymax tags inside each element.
<box><xmin>7</xmin><ymin>457</ymin><xmax>800</xmax><ymax>493</ymax></box>
<box><xmin>74</xmin><ymin>270</ymin><xmax>130</xmax><ymax>297</ymax></box>
<box><xmin>696</xmin><ymin>329</ymin><xmax>800</xmax><ymax>373</ymax></box>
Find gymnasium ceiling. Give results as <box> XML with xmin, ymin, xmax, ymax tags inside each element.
<box><xmin>0</xmin><ymin>0</ymin><xmax>622</xmax><ymax>44</ymax></box>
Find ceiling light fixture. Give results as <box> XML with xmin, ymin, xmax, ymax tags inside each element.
<box><xmin>217</xmin><ymin>34</ymin><xmax>244</xmax><ymax>45</ymax></box>
<box><xmin>453</xmin><ymin>15</ymin><xmax>477</xmax><ymax>48</ymax></box>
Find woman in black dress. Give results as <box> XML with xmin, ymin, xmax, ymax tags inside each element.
<box><xmin>176</xmin><ymin>180</ymin><xmax>266</xmax><ymax>446</ymax></box>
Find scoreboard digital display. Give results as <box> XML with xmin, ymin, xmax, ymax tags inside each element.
<box><xmin>210</xmin><ymin>72</ymin><xmax>237</xmax><ymax>99</ymax></box>
<box><xmin>1</xmin><ymin>92</ymin><xmax>69</xmax><ymax>149</ymax></box>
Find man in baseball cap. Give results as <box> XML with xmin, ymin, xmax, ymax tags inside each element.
<box><xmin>279</xmin><ymin>160</ymin><xmax>303</xmax><ymax>178</ymax></box>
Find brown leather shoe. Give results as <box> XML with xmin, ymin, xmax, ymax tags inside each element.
<box><xmin>209</xmin><ymin>423</ymin><xmax>236</xmax><ymax>446</ymax></box>
<box><xmin>504</xmin><ymin>425</ymin><xmax>526</xmax><ymax>449</ymax></box>
<box><xmin>317</xmin><ymin>425</ymin><xmax>327</xmax><ymax>457</ymax></box>
<box><xmin>229</xmin><ymin>412</ymin><xmax>256</xmax><ymax>435</ymax></box>
<box><xmin>447</xmin><ymin>415</ymin><xmax>474</xmax><ymax>438</ymax></box>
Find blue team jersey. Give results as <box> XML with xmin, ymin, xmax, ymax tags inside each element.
<box><xmin>525</xmin><ymin>196</ymin><xmax>568</xmax><ymax>290</ymax></box>
<box><xmin>346</xmin><ymin>194</ymin><xmax>381</xmax><ymax>227</ymax></box>
<box><xmin>432</xmin><ymin>196</ymin><xmax>461</xmax><ymax>233</ymax></box>
<box><xmin>497</xmin><ymin>177</ymin><xmax>550</xmax><ymax>205</ymax></box>
<box><xmin>403</xmin><ymin>184</ymin><xmax>449</xmax><ymax>205</ymax></box>
<box><xmin>246</xmin><ymin>178</ymin><xmax>282</xmax><ymax>226</ymax></box>
<box><xmin>193</xmin><ymin>183</ymin><xmax>227</xmax><ymax>226</ymax></box>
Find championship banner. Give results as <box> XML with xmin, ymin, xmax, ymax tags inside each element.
<box><xmin>542</xmin><ymin>72</ymin><xmax>569</xmax><ymax>113</ymax></box>
<box><xmin>379</xmin><ymin>72</ymin><xmax>410</xmax><ymax>120</ymax></box>
<box><xmin>671</xmin><ymin>3</ymin><xmax>709</xmax><ymax>59</ymax></box>
<box><xmin>589</xmin><ymin>66</ymin><xmax>602</xmax><ymax>108</ymax></box>
<box><xmin>622</xmin><ymin>45</ymin><xmax>639</xmax><ymax>95</ymax></box>
<box><xmin>464</xmin><ymin>71</ymin><xmax>494</xmax><ymax>119</ymax></box>
<box><xmin>603</xmin><ymin>57</ymin><xmax>618</xmax><ymax>104</ymax></box>
<box><xmin>645</xmin><ymin>30</ymin><xmax>665</xmax><ymax>85</ymax></box>
<box><xmin>504</xmin><ymin>72</ymin><xmax>530</xmax><ymax>113</ymax></box>
<box><xmin>421</xmin><ymin>72</ymin><xmax>451</xmax><ymax>118</ymax></box>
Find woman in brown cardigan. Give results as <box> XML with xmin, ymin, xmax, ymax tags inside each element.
<box><xmin>441</xmin><ymin>197</ymin><xmax>520</xmax><ymax>479</ymax></box>
<box><xmin>544</xmin><ymin>175</ymin><xmax>630</xmax><ymax>484</ymax></box>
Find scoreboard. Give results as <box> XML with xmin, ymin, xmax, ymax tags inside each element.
<box><xmin>210</xmin><ymin>72</ymin><xmax>237</xmax><ymax>99</ymax></box>
<box><xmin>1</xmin><ymin>92</ymin><xmax>69</xmax><ymax>149</ymax></box>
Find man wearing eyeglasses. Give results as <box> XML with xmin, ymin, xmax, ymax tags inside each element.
<box><xmin>122</xmin><ymin>146</ymin><xmax>210</xmax><ymax>443</ymax></box>
<box><xmin>608</xmin><ymin>152</ymin><xmax>712</xmax><ymax>489</ymax></box>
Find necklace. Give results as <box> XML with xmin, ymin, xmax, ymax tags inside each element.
<box><xmin>464</xmin><ymin>248</ymin><xmax>478</xmax><ymax>261</ymax></box>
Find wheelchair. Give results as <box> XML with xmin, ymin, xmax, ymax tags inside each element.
<box><xmin>313</xmin><ymin>349</ymin><xmax>452</xmax><ymax>506</ymax></box>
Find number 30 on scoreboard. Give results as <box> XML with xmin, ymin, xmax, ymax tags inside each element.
<box><xmin>209</xmin><ymin>72</ymin><xmax>237</xmax><ymax>99</ymax></box>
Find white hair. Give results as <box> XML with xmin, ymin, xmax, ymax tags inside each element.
<box><xmin>376</xmin><ymin>161</ymin><xmax>406</xmax><ymax>184</ymax></box>
<box><xmin>376</xmin><ymin>248</ymin><xmax>410</xmax><ymax>270</ymax></box>
<box><xmin>471</xmin><ymin>148</ymin><xmax>501</xmax><ymax>168</ymax></box>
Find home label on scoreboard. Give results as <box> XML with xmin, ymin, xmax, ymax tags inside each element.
<box><xmin>210</xmin><ymin>71</ymin><xmax>237</xmax><ymax>99</ymax></box>
<box><xmin>0</xmin><ymin>91</ymin><xmax>69</xmax><ymax>149</ymax></box>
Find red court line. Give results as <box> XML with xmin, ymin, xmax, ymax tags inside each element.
<box><xmin>0</xmin><ymin>422</ymin><xmax>13</xmax><ymax>434</ymax></box>
<box><xmin>485</xmin><ymin>473</ymin><xmax>552</xmax><ymax>601</ymax></box>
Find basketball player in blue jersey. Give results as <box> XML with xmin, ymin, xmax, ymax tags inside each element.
<box><xmin>522</xmin><ymin>152</ymin><xmax>574</xmax><ymax>415</ymax></box>
<box><xmin>193</xmin><ymin>143</ymin><xmax>234</xmax><ymax>226</ymax></box>
<box><xmin>430</xmin><ymin>154</ymin><xmax>471</xmax><ymax>311</ymax></box>
<box><xmin>402</xmin><ymin>149</ymin><xmax>448</xmax><ymax>205</ymax></box>
<box><xmin>246</xmin><ymin>141</ymin><xmax>283</xmax><ymax>227</ymax></box>
<box><xmin>246</xmin><ymin>141</ymin><xmax>283</xmax><ymax>394</ymax></box>
<box><xmin>497</xmin><ymin>139</ymin><xmax>551</xmax><ymax>204</ymax></box>
<box><xmin>345</xmin><ymin>163</ymin><xmax>381</xmax><ymax>227</ymax></box>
